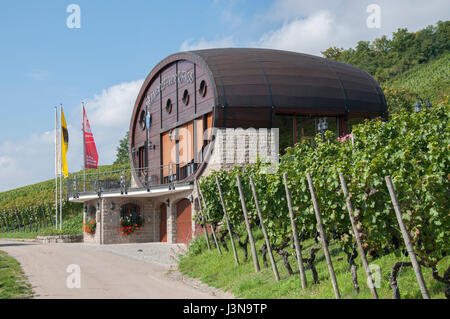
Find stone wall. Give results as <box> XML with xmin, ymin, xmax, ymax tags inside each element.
<box><xmin>201</xmin><ymin>128</ymin><xmax>279</xmax><ymax>176</ymax></box>
<box><xmin>37</xmin><ymin>235</ymin><xmax>83</xmax><ymax>244</ymax></box>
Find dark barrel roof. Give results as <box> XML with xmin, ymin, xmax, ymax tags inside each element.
<box><xmin>187</xmin><ymin>48</ymin><xmax>387</xmax><ymax>117</ymax></box>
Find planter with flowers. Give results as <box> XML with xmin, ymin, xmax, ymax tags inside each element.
<box><xmin>83</xmin><ymin>218</ymin><xmax>96</xmax><ymax>235</ymax></box>
<box><xmin>118</xmin><ymin>215</ymin><xmax>143</xmax><ymax>236</ymax></box>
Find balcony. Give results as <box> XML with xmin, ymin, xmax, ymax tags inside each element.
<box><xmin>67</xmin><ymin>163</ymin><xmax>196</xmax><ymax>203</ymax></box>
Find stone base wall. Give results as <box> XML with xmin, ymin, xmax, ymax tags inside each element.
<box><xmin>37</xmin><ymin>235</ymin><xmax>83</xmax><ymax>244</ymax></box>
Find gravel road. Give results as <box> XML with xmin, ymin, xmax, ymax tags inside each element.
<box><xmin>0</xmin><ymin>240</ymin><xmax>229</xmax><ymax>299</ymax></box>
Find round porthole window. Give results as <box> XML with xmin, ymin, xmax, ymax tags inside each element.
<box><xmin>165</xmin><ymin>99</ymin><xmax>172</xmax><ymax>114</ymax></box>
<box><xmin>139</xmin><ymin>110</ymin><xmax>146</xmax><ymax>130</ymax></box>
<box><xmin>182</xmin><ymin>89</ymin><xmax>189</xmax><ymax>105</ymax></box>
<box><xmin>199</xmin><ymin>80</ymin><xmax>207</xmax><ymax>97</ymax></box>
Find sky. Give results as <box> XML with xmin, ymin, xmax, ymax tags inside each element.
<box><xmin>0</xmin><ymin>0</ymin><xmax>448</xmax><ymax>192</ymax></box>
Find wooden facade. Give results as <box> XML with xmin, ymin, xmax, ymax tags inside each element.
<box><xmin>129</xmin><ymin>48</ymin><xmax>388</xmax><ymax>187</ymax></box>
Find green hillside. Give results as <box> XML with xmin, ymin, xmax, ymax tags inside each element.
<box><xmin>0</xmin><ymin>163</ymin><xmax>129</xmax><ymax>211</ymax></box>
<box><xmin>388</xmin><ymin>53</ymin><xmax>450</xmax><ymax>103</ymax></box>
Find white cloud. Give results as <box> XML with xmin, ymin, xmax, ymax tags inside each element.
<box><xmin>255</xmin><ymin>11</ymin><xmax>348</xmax><ymax>55</ymax></box>
<box><xmin>0</xmin><ymin>79</ymin><xmax>143</xmax><ymax>192</ymax></box>
<box><xmin>0</xmin><ymin>131</ymin><xmax>56</xmax><ymax>192</ymax></box>
<box><xmin>180</xmin><ymin>0</ymin><xmax>449</xmax><ymax>56</ymax></box>
<box><xmin>80</xmin><ymin>79</ymin><xmax>144</xmax><ymax>168</ymax></box>
<box><xmin>180</xmin><ymin>36</ymin><xmax>236</xmax><ymax>51</ymax></box>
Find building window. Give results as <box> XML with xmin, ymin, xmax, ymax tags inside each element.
<box><xmin>199</xmin><ymin>80</ymin><xmax>207</xmax><ymax>97</ymax></box>
<box><xmin>296</xmin><ymin>116</ymin><xmax>316</xmax><ymax>144</ymax></box>
<box><xmin>87</xmin><ymin>205</ymin><xmax>96</xmax><ymax>220</ymax></box>
<box><xmin>273</xmin><ymin>115</ymin><xmax>294</xmax><ymax>155</ymax></box>
<box><xmin>182</xmin><ymin>89</ymin><xmax>189</xmax><ymax>105</ymax></box>
<box><xmin>138</xmin><ymin>147</ymin><xmax>145</xmax><ymax>170</ymax></box>
<box><xmin>139</xmin><ymin>110</ymin><xmax>146</xmax><ymax>130</ymax></box>
<box><xmin>120</xmin><ymin>203</ymin><xmax>141</xmax><ymax>224</ymax></box>
<box><xmin>166</xmin><ymin>99</ymin><xmax>173</xmax><ymax>114</ymax></box>
<box><xmin>274</xmin><ymin>114</ymin><xmax>338</xmax><ymax>154</ymax></box>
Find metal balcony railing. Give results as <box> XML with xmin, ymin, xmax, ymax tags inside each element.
<box><xmin>67</xmin><ymin>162</ymin><xmax>198</xmax><ymax>199</ymax></box>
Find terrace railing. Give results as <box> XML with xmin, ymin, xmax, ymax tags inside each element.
<box><xmin>67</xmin><ymin>162</ymin><xmax>198</xmax><ymax>199</ymax></box>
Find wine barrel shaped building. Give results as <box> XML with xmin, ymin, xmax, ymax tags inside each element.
<box><xmin>70</xmin><ymin>48</ymin><xmax>387</xmax><ymax>245</ymax></box>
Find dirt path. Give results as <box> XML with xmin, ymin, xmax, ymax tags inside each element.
<box><xmin>0</xmin><ymin>241</ymin><xmax>226</xmax><ymax>299</ymax></box>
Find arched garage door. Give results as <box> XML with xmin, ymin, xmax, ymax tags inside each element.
<box><xmin>176</xmin><ymin>199</ymin><xmax>192</xmax><ymax>244</ymax></box>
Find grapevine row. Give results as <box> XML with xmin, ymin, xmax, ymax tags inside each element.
<box><xmin>197</xmin><ymin>98</ymin><xmax>449</xmax><ymax>299</ymax></box>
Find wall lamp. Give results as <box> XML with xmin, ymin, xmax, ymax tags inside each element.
<box><xmin>317</xmin><ymin>117</ymin><xmax>328</xmax><ymax>140</ymax></box>
<box><xmin>110</xmin><ymin>201</ymin><xmax>115</xmax><ymax>210</ymax></box>
<box><xmin>166</xmin><ymin>199</ymin><xmax>170</xmax><ymax>207</ymax></box>
<box><xmin>415</xmin><ymin>97</ymin><xmax>433</xmax><ymax>113</ymax></box>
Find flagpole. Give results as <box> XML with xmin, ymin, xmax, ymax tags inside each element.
<box><xmin>55</xmin><ymin>106</ymin><xmax>59</xmax><ymax>230</ymax></box>
<box><xmin>82</xmin><ymin>102</ymin><xmax>86</xmax><ymax>192</ymax></box>
<box><xmin>60</xmin><ymin>103</ymin><xmax>63</xmax><ymax>231</ymax></box>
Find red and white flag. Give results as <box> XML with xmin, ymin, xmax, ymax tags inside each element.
<box><xmin>82</xmin><ymin>106</ymin><xmax>99</xmax><ymax>169</ymax></box>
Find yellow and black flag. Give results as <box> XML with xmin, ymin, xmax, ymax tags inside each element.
<box><xmin>61</xmin><ymin>107</ymin><xmax>69</xmax><ymax>178</ymax></box>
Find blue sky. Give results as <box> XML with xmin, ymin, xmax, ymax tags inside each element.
<box><xmin>0</xmin><ymin>0</ymin><xmax>448</xmax><ymax>192</ymax></box>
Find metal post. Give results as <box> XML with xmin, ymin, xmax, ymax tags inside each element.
<box><xmin>215</xmin><ymin>176</ymin><xmax>239</xmax><ymax>265</ymax></box>
<box><xmin>197</xmin><ymin>179</ymin><xmax>222</xmax><ymax>255</ymax></box>
<box><xmin>249</xmin><ymin>176</ymin><xmax>280</xmax><ymax>281</ymax></box>
<box><xmin>82</xmin><ymin>102</ymin><xmax>86</xmax><ymax>192</ymax></box>
<box><xmin>59</xmin><ymin>104</ymin><xmax>63</xmax><ymax>231</ymax></box>
<box><xmin>194</xmin><ymin>178</ymin><xmax>211</xmax><ymax>250</ymax></box>
<box><xmin>236</xmin><ymin>174</ymin><xmax>260</xmax><ymax>272</ymax></box>
<box><xmin>385</xmin><ymin>176</ymin><xmax>430</xmax><ymax>299</ymax></box>
<box><xmin>55</xmin><ymin>106</ymin><xmax>58</xmax><ymax>230</ymax></box>
<box><xmin>339</xmin><ymin>172</ymin><xmax>378</xmax><ymax>299</ymax></box>
<box><xmin>283</xmin><ymin>173</ymin><xmax>308</xmax><ymax>289</ymax></box>
<box><xmin>307</xmin><ymin>172</ymin><xmax>340</xmax><ymax>299</ymax></box>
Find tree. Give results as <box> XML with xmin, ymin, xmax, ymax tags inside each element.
<box><xmin>113</xmin><ymin>131</ymin><xmax>130</xmax><ymax>165</ymax></box>
<box><xmin>321</xmin><ymin>47</ymin><xmax>344</xmax><ymax>60</ymax></box>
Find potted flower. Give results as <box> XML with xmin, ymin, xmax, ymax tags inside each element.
<box><xmin>83</xmin><ymin>218</ymin><xmax>96</xmax><ymax>235</ymax></box>
<box><xmin>118</xmin><ymin>215</ymin><xmax>143</xmax><ymax>236</ymax></box>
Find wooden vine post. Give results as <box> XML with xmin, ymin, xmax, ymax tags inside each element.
<box><xmin>385</xmin><ymin>175</ymin><xmax>430</xmax><ymax>299</ymax></box>
<box><xmin>283</xmin><ymin>173</ymin><xmax>308</xmax><ymax>289</ymax></box>
<box><xmin>306</xmin><ymin>172</ymin><xmax>341</xmax><ymax>299</ymax></box>
<box><xmin>196</xmin><ymin>179</ymin><xmax>222</xmax><ymax>255</ymax></box>
<box><xmin>249</xmin><ymin>176</ymin><xmax>280</xmax><ymax>281</ymax></box>
<box><xmin>236</xmin><ymin>174</ymin><xmax>260</xmax><ymax>272</ymax></box>
<box><xmin>215</xmin><ymin>176</ymin><xmax>240</xmax><ymax>265</ymax></box>
<box><xmin>194</xmin><ymin>179</ymin><xmax>211</xmax><ymax>250</ymax></box>
<box><xmin>339</xmin><ymin>172</ymin><xmax>379</xmax><ymax>299</ymax></box>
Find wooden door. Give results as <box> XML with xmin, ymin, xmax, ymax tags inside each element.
<box><xmin>176</xmin><ymin>199</ymin><xmax>192</xmax><ymax>244</ymax></box>
<box><xmin>160</xmin><ymin>204</ymin><xmax>167</xmax><ymax>242</ymax></box>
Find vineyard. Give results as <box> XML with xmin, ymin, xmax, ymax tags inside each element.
<box><xmin>388</xmin><ymin>52</ymin><xmax>450</xmax><ymax>104</ymax></box>
<box><xmin>188</xmin><ymin>98</ymin><xmax>449</xmax><ymax>299</ymax></box>
<box><xmin>0</xmin><ymin>163</ymin><xmax>129</xmax><ymax>236</ymax></box>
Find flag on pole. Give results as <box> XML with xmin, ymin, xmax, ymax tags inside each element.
<box><xmin>55</xmin><ymin>107</ymin><xmax>59</xmax><ymax>230</ymax></box>
<box><xmin>82</xmin><ymin>106</ymin><xmax>99</xmax><ymax>169</ymax></box>
<box><xmin>55</xmin><ymin>108</ymin><xmax>61</xmax><ymax>176</ymax></box>
<box><xmin>61</xmin><ymin>107</ymin><xmax>69</xmax><ymax>178</ymax></box>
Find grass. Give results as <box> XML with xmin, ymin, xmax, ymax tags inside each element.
<box><xmin>0</xmin><ymin>250</ymin><xmax>33</xmax><ymax>299</ymax></box>
<box><xmin>179</xmin><ymin>230</ymin><xmax>449</xmax><ymax>299</ymax></box>
<box><xmin>0</xmin><ymin>212</ymin><xmax>83</xmax><ymax>239</ymax></box>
